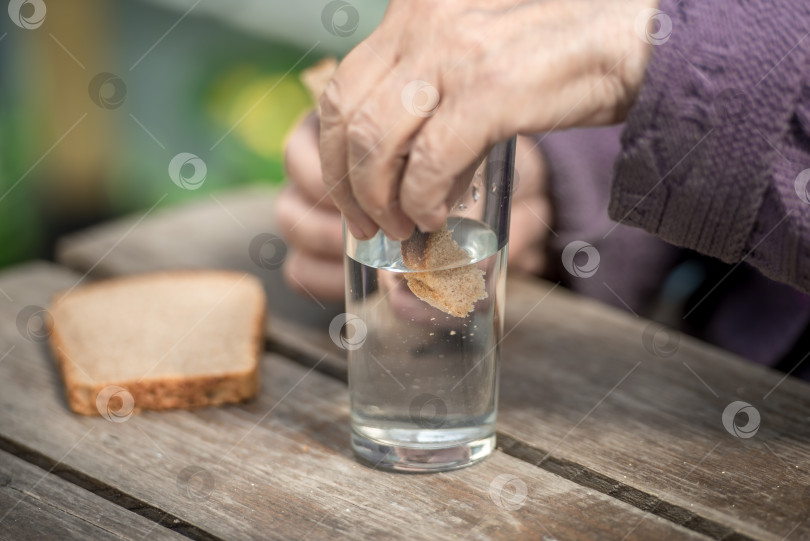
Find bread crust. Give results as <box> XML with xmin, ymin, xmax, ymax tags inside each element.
<box><xmin>48</xmin><ymin>270</ymin><xmax>265</xmax><ymax>416</ymax></box>
<box><xmin>300</xmin><ymin>57</ymin><xmax>338</xmax><ymax>112</ymax></box>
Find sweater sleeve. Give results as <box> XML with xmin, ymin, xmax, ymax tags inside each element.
<box><xmin>537</xmin><ymin>126</ymin><xmax>681</xmax><ymax>314</ymax></box>
<box><xmin>609</xmin><ymin>0</ymin><xmax>810</xmax><ymax>293</ymax></box>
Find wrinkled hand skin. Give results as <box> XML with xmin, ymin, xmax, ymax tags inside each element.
<box><xmin>278</xmin><ymin>112</ymin><xmax>551</xmax><ymax>301</ymax></box>
<box><xmin>319</xmin><ymin>0</ymin><xmax>655</xmax><ymax>241</ymax></box>
<box><xmin>277</xmin><ymin>113</ymin><xmax>346</xmax><ymax>301</ymax></box>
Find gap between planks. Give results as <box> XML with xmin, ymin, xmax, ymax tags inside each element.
<box><xmin>0</xmin><ymin>435</ymin><xmax>221</xmax><ymax>541</ymax></box>
<box><xmin>0</xmin><ymin>335</ymin><xmax>754</xmax><ymax>541</ymax></box>
<box><xmin>265</xmin><ymin>339</ymin><xmax>756</xmax><ymax>541</ymax></box>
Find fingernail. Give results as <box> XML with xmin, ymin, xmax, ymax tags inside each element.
<box><xmin>398</xmin><ymin>224</ymin><xmax>416</xmax><ymax>241</ymax></box>
<box><xmin>384</xmin><ymin>224</ymin><xmax>413</xmax><ymax>242</ymax></box>
<box><xmin>385</xmin><ymin>229</ymin><xmax>409</xmax><ymax>242</ymax></box>
<box><xmin>416</xmin><ymin>204</ymin><xmax>447</xmax><ymax>232</ymax></box>
<box><xmin>346</xmin><ymin>219</ymin><xmax>367</xmax><ymax>239</ymax></box>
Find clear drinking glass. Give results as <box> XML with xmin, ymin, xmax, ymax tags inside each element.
<box><xmin>343</xmin><ymin>138</ymin><xmax>516</xmax><ymax>472</ymax></box>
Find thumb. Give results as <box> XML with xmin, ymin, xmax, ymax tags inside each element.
<box><xmin>399</xmin><ymin>100</ymin><xmax>497</xmax><ymax>231</ymax></box>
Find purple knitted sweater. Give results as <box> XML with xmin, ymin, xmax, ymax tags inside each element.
<box><xmin>611</xmin><ymin>0</ymin><xmax>810</xmax><ymax>290</ymax></box>
<box><xmin>539</xmin><ymin>0</ymin><xmax>810</xmax><ymax>369</ymax></box>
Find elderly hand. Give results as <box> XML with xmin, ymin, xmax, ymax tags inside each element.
<box><xmin>319</xmin><ymin>0</ymin><xmax>655</xmax><ymax>240</ymax></box>
<box><xmin>277</xmin><ymin>113</ymin><xmax>345</xmax><ymax>301</ymax></box>
<box><xmin>278</xmin><ymin>111</ymin><xmax>552</xmax><ymax>300</ymax></box>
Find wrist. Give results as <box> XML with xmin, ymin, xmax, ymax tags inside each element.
<box><xmin>608</xmin><ymin>0</ymin><xmax>661</xmax><ymax>121</ymax></box>
<box><xmin>508</xmin><ymin>0</ymin><xmax>660</xmax><ymax>132</ymax></box>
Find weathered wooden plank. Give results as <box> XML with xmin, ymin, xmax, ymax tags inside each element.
<box><xmin>0</xmin><ymin>449</ymin><xmax>186</xmax><ymax>541</ymax></box>
<box><xmin>56</xmin><ymin>187</ymin><xmax>346</xmax><ymax>364</ymax></box>
<box><xmin>0</xmin><ymin>261</ymin><xmax>704</xmax><ymax>541</ymax></box>
<box><xmin>54</xmin><ymin>187</ymin><xmax>810</xmax><ymax>540</ymax></box>
<box><xmin>497</xmin><ymin>279</ymin><xmax>810</xmax><ymax>541</ymax></box>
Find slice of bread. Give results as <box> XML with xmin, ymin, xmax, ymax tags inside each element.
<box><xmin>300</xmin><ymin>57</ymin><xmax>338</xmax><ymax>111</ymax></box>
<box><xmin>48</xmin><ymin>271</ymin><xmax>265</xmax><ymax>416</ymax></box>
<box><xmin>401</xmin><ymin>226</ymin><xmax>487</xmax><ymax>318</ymax></box>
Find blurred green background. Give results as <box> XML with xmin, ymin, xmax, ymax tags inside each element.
<box><xmin>0</xmin><ymin>0</ymin><xmax>386</xmax><ymax>268</ymax></box>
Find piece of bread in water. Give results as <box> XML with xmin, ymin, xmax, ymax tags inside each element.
<box><xmin>401</xmin><ymin>226</ymin><xmax>487</xmax><ymax>318</ymax></box>
<box><xmin>48</xmin><ymin>271</ymin><xmax>264</xmax><ymax>416</ymax></box>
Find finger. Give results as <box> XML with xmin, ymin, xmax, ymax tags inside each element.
<box><xmin>508</xmin><ymin>195</ymin><xmax>552</xmax><ymax>276</ymax></box>
<box><xmin>447</xmin><ymin>156</ymin><xmax>486</xmax><ymax>208</ymax></box>
<box><xmin>346</xmin><ymin>73</ymin><xmax>442</xmax><ymax>240</ymax></box>
<box><xmin>284</xmin><ymin>112</ymin><xmax>336</xmax><ymax>209</ymax></box>
<box><xmin>400</xmin><ymin>99</ymin><xmax>495</xmax><ymax>232</ymax></box>
<box><xmin>514</xmin><ymin>134</ymin><xmax>547</xmax><ymax>200</ymax></box>
<box><xmin>277</xmin><ymin>186</ymin><xmax>344</xmax><ymax>259</ymax></box>
<box><xmin>320</xmin><ymin>39</ymin><xmax>394</xmax><ymax>239</ymax></box>
<box><xmin>283</xmin><ymin>250</ymin><xmax>345</xmax><ymax>302</ymax></box>
<box><xmin>508</xmin><ymin>135</ymin><xmax>551</xmax><ymax>275</ymax></box>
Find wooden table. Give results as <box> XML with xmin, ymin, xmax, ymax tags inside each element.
<box><xmin>1</xmin><ymin>186</ymin><xmax>809</xmax><ymax>540</ymax></box>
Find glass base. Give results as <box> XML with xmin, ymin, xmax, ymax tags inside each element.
<box><xmin>351</xmin><ymin>428</ymin><xmax>496</xmax><ymax>473</ymax></box>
